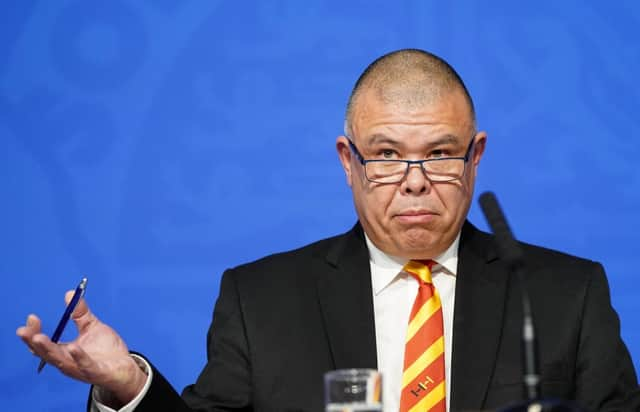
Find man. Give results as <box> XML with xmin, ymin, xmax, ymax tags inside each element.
<box><xmin>17</xmin><ymin>49</ymin><xmax>638</xmax><ymax>411</ymax></box>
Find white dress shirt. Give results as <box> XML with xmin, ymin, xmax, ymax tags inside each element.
<box><xmin>93</xmin><ymin>233</ymin><xmax>460</xmax><ymax>412</ymax></box>
<box><xmin>366</xmin><ymin>233</ymin><xmax>459</xmax><ymax>412</ymax></box>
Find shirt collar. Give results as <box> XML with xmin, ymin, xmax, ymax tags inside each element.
<box><xmin>365</xmin><ymin>232</ymin><xmax>460</xmax><ymax>295</ymax></box>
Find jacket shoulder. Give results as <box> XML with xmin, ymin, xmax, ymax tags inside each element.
<box><xmin>466</xmin><ymin>222</ymin><xmax>603</xmax><ymax>285</ymax></box>
<box><xmin>468</xmin><ymin>222</ymin><xmax>601</xmax><ymax>267</ymax></box>
<box><xmin>226</xmin><ymin>226</ymin><xmax>360</xmax><ymax>282</ymax></box>
<box><xmin>518</xmin><ymin>239</ymin><xmax>602</xmax><ymax>274</ymax></box>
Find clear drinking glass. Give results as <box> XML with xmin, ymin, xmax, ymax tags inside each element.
<box><xmin>324</xmin><ymin>369</ymin><xmax>382</xmax><ymax>412</ymax></box>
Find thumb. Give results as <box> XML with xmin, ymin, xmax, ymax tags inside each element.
<box><xmin>64</xmin><ymin>290</ymin><xmax>97</xmax><ymax>332</ymax></box>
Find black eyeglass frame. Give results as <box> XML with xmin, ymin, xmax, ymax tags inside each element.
<box><xmin>346</xmin><ymin>135</ymin><xmax>477</xmax><ymax>184</ymax></box>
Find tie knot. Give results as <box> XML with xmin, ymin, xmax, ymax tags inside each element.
<box><xmin>403</xmin><ymin>259</ymin><xmax>435</xmax><ymax>284</ymax></box>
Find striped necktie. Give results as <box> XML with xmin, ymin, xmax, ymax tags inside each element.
<box><xmin>399</xmin><ymin>260</ymin><xmax>446</xmax><ymax>412</ymax></box>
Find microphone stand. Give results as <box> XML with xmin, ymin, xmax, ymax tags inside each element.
<box><xmin>479</xmin><ymin>192</ymin><xmax>586</xmax><ymax>412</ymax></box>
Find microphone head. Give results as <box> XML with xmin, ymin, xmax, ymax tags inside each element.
<box><xmin>478</xmin><ymin>191</ymin><xmax>523</xmax><ymax>267</ymax></box>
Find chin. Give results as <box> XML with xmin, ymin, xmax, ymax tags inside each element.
<box><xmin>395</xmin><ymin>228</ymin><xmax>444</xmax><ymax>258</ymax></box>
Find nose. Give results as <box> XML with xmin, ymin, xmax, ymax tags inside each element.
<box><xmin>401</xmin><ymin>163</ymin><xmax>431</xmax><ymax>194</ymax></box>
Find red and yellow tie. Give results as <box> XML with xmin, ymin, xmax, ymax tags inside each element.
<box><xmin>399</xmin><ymin>260</ymin><xmax>446</xmax><ymax>412</ymax></box>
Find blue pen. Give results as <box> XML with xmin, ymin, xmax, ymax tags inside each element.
<box><xmin>37</xmin><ymin>277</ymin><xmax>88</xmax><ymax>373</ymax></box>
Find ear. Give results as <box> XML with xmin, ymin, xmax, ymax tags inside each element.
<box><xmin>336</xmin><ymin>136</ymin><xmax>353</xmax><ymax>187</ymax></box>
<box><xmin>471</xmin><ymin>131</ymin><xmax>487</xmax><ymax>168</ymax></box>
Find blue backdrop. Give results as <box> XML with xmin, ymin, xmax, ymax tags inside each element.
<box><xmin>2</xmin><ymin>1</ymin><xmax>639</xmax><ymax>410</ymax></box>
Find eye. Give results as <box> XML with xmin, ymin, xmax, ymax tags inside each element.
<box><xmin>429</xmin><ymin>149</ymin><xmax>448</xmax><ymax>159</ymax></box>
<box><xmin>377</xmin><ymin>148</ymin><xmax>399</xmax><ymax>159</ymax></box>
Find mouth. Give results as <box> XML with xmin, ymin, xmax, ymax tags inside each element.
<box><xmin>394</xmin><ymin>209</ymin><xmax>437</xmax><ymax>224</ymax></box>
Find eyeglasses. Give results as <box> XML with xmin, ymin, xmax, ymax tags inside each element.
<box><xmin>347</xmin><ymin>137</ymin><xmax>476</xmax><ymax>184</ymax></box>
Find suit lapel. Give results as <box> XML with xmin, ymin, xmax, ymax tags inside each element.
<box><xmin>315</xmin><ymin>221</ymin><xmax>510</xmax><ymax>409</ymax></box>
<box><xmin>316</xmin><ymin>224</ymin><xmax>378</xmax><ymax>370</ymax></box>
<box><xmin>450</xmin><ymin>222</ymin><xmax>510</xmax><ymax>411</ymax></box>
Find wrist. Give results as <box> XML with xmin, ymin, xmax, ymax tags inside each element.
<box><xmin>98</xmin><ymin>355</ymin><xmax>149</xmax><ymax>407</ymax></box>
<box><xmin>115</xmin><ymin>356</ymin><xmax>149</xmax><ymax>404</ymax></box>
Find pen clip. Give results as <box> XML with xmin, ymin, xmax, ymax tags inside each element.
<box><xmin>78</xmin><ymin>277</ymin><xmax>88</xmax><ymax>298</ymax></box>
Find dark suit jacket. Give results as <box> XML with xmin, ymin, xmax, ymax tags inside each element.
<box><xmin>114</xmin><ymin>222</ymin><xmax>638</xmax><ymax>411</ymax></box>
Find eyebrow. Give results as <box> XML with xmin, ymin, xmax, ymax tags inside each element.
<box><xmin>366</xmin><ymin>134</ymin><xmax>401</xmax><ymax>146</ymax></box>
<box><xmin>429</xmin><ymin>134</ymin><xmax>461</xmax><ymax>147</ymax></box>
<box><xmin>364</xmin><ymin>133</ymin><xmax>462</xmax><ymax>148</ymax></box>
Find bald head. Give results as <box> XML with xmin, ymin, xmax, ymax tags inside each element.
<box><xmin>344</xmin><ymin>49</ymin><xmax>475</xmax><ymax>135</ymax></box>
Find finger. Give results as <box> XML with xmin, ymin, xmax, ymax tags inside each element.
<box><xmin>16</xmin><ymin>328</ymin><xmax>38</xmax><ymax>355</ymax></box>
<box><xmin>16</xmin><ymin>314</ymin><xmax>42</xmax><ymax>342</ymax></box>
<box><xmin>16</xmin><ymin>315</ymin><xmax>38</xmax><ymax>353</ymax></box>
<box><xmin>31</xmin><ymin>333</ymin><xmax>75</xmax><ymax>371</ymax></box>
<box><xmin>27</xmin><ymin>314</ymin><xmax>42</xmax><ymax>330</ymax></box>
<box><xmin>64</xmin><ymin>291</ymin><xmax>96</xmax><ymax>332</ymax></box>
<box><xmin>17</xmin><ymin>332</ymin><xmax>38</xmax><ymax>355</ymax></box>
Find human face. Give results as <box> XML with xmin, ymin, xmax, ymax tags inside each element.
<box><xmin>336</xmin><ymin>88</ymin><xmax>487</xmax><ymax>259</ymax></box>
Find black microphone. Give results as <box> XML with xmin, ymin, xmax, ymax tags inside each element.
<box><xmin>479</xmin><ymin>192</ymin><xmax>540</xmax><ymax>401</ymax></box>
<box><xmin>479</xmin><ymin>192</ymin><xmax>585</xmax><ymax>412</ymax></box>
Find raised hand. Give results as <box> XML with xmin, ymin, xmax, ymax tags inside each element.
<box><xmin>16</xmin><ymin>291</ymin><xmax>148</xmax><ymax>406</ymax></box>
